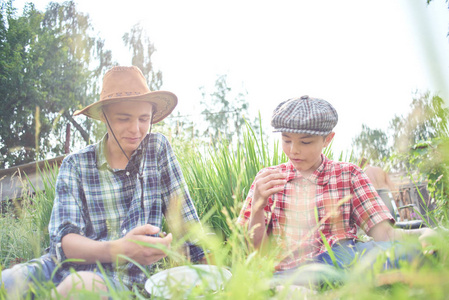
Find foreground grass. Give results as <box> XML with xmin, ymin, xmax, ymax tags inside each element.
<box><xmin>2</xmin><ymin>125</ymin><xmax>449</xmax><ymax>299</ymax></box>
<box><xmin>2</xmin><ymin>217</ymin><xmax>449</xmax><ymax>299</ymax></box>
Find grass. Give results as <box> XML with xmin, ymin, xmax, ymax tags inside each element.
<box><xmin>178</xmin><ymin>120</ymin><xmax>287</xmax><ymax>238</ymax></box>
<box><xmin>1</xmin><ymin>124</ymin><xmax>449</xmax><ymax>299</ymax></box>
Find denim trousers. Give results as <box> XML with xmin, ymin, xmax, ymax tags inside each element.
<box><xmin>272</xmin><ymin>239</ymin><xmax>422</xmax><ymax>287</ymax></box>
<box><xmin>0</xmin><ymin>254</ymin><xmax>126</xmax><ymax>297</ymax></box>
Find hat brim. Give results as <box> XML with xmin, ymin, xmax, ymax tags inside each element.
<box><xmin>272</xmin><ymin>128</ymin><xmax>332</xmax><ymax>136</ymax></box>
<box><xmin>73</xmin><ymin>91</ymin><xmax>177</xmax><ymax>124</ymax></box>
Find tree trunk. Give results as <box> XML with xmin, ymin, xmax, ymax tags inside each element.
<box><xmin>63</xmin><ymin>111</ymin><xmax>91</xmax><ymax>144</ymax></box>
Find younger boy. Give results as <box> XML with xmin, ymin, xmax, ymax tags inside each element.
<box><xmin>237</xmin><ymin>95</ymin><xmax>433</xmax><ymax>279</ymax></box>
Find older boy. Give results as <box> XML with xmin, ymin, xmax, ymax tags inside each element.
<box><xmin>237</xmin><ymin>96</ymin><xmax>433</xmax><ymax>278</ymax></box>
<box><xmin>1</xmin><ymin>66</ymin><xmax>204</xmax><ymax>297</ymax></box>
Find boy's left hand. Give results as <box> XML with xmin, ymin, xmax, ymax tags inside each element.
<box><xmin>418</xmin><ymin>227</ymin><xmax>439</xmax><ymax>255</ymax></box>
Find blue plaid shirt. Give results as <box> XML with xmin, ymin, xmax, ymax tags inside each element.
<box><xmin>48</xmin><ymin>133</ymin><xmax>204</xmax><ymax>287</ymax></box>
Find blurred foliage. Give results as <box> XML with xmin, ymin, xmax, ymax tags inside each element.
<box><xmin>406</xmin><ymin>137</ymin><xmax>449</xmax><ymax>221</ymax></box>
<box><xmin>390</xmin><ymin>93</ymin><xmax>448</xmax><ymax>158</ymax></box>
<box><xmin>352</xmin><ymin>92</ymin><xmax>448</xmax><ymax>180</ymax></box>
<box><xmin>353</xmin><ymin>93</ymin><xmax>448</xmax><ymax>169</ymax></box>
<box><xmin>353</xmin><ymin>92</ymin><xmax>449</xmax><ymax>222</ymax></box>
<box><xmin>199</xmin><ymin>74</ymin><xmax>262</xmax><ymax>145</ymax></box>
<box><xmin>123</xmin><ymin>22</ymin><xmax>162</xmax><ymax>92</ymax></box>
<box><xmin>352</xmin><ymin>124</ymin><xmax>391</xmax><ymax>163</ymax></box>
<box><xmin>0</xmin><ymin>0</ymin><xmax>112</xmax><ymax>168</ymax></box>
<box><xmin>0</xmin><ymin>1</ymin><xmax>163</xmax><ymax>169</ymax></box>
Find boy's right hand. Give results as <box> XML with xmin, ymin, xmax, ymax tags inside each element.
<box><xmin>252</xmin><ymin>169</ymin><xmax>287</xmax><ymax>212</ymax></box>
<box><xmin>111</xmin><ymin>224</ymin><xmax>172</xmax><ymax>266</ymax></box>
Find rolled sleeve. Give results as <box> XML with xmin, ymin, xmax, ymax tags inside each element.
<box><xmin>351</xmin><ymin>168</ymin><xmax>394</xmax><ymax>233</ymax></box>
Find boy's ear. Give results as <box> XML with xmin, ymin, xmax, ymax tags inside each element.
<box><xmin>324</xmin><ymin>132</ymin><xmax>335</xmax><ymax>147</ymax></box>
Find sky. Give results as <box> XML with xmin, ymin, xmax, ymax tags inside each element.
<box><xmin>12</xmin><ymin>0</ymin><xmax>449</xmax><ymax>155</ymax></box>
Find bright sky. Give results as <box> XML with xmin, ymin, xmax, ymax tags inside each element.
<box><xmin>12</xmin><ymin>0</ymin><xmax>449</xmax><ymax>155</ymax></box>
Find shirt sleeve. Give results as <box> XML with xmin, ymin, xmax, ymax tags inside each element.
<box><xmin>158</xmin><ymin>134</ymin><xmax>204</xmax><ymax>262</ymax></box>
<box><xmin>48</xmin><ymin>155</ymin><xmax>90</xmax><ymax>263</ymax></box>
<box><xmin>237</xmin><ymin>181</ymin><xmax>256</xmax><ymax>227</ymax></box>
<box><xmin>350</xmin><ymin>166</ymin><xmax>395</xmax><ymax>234</ymax></box>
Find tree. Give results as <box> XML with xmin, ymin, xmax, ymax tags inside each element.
<box><xmin>391</xmin><ymin>93</ymin><xmax>448</xmax><ymax>155</ymax></box>
<box><xmin>123</xmin><ymin>23</ymin><xmax>162</xmax><ymax>91</ymax></box>
<box><xmin>35</xmin><ymin>1</ymin><xmax>112</xmax><ymax>150</ymax></box>
<box><xmin>352</xmin><ymin>92</ymin><xmax>449</xmax><ymax>173</ymax></box>
<box><xmin>0</xmin><ymin>1</ymin><xmax>44</xmax><ymax>167</ymax></box>
<box><xmin>352</xmin><ymin>124</ymin><xmax>390</xmax><ymax>163</ymax></box>
<box><xmin>0</xmin><ymin>0</ymin><xmax>112</xmax><ymax>168</ymax></box>
<box><xmin>200</xmin><ymin>74</ymin><xmax>250</xmax><ymax>144</ymax></box>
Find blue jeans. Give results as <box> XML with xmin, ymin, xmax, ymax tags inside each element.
<box><xmin>0</xmin><ymin>254</ymin><xmax>127</xmax><ymax>297</ymax></box>
<box><xmin>312</xmin><ymin>239</ymin><xmax>420</xmax><ymax>268</ymax></box>
<box><xmin>272</xmin><ymin>239</ymin><xmax>422</xmax><ymax>287</ymax></box>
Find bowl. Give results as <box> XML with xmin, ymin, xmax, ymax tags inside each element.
<box><xmin>144</xmin><ymin>265</ymin><xmax>232</xmax><ymax>299</ymax></box>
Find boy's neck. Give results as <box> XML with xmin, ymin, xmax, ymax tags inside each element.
<box><xmin>295</xmin><ymin>155</ymin><xmax>323</xmax><ymax>178</ymax></box>
<box><xmin>298</xmin><ymin>169</ymin><xmax>316</xmax><ymax>178</ymax></box>
<box><xmin>105</xmin><ymin>140</ymin><xmax>133</xmax><ymax>170</ymax></box>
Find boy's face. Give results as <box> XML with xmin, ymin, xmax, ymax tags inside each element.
<box><xmin>102</xmin><ymin>101</ymin><xmax>153</xmax><ymax>157</ymax></box>
<box><xmin>281</xmin><ymin>132</ymin><xmax>334</xmax><ymax>176</ymax></box>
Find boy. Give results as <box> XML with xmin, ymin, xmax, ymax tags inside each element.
<box><xmin>1</xmin><ymin>66</ymin><xmax>204</xmax><ymax>297</ymax></box>
<box><xmin>237</xmin><ymin>95</ymin><xmax>434</xmax><ymax>281</ymax></box>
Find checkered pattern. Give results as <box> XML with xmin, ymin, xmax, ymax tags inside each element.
<box><xmin>48</xmin><ymin>133</ymin><xmax>203</xmax><ymax>287</ymax></box>
<box><xmin>271</xmin><ymin>95</ymin><xmax>338</xmax><ymax>135</ymax></box>
<box><xmin>237</xmin><ymin>155</ymin><xmax>393</xmax><ymax>271</ymax></box>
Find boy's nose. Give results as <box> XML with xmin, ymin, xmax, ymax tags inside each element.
<box><xmin>129</xmin><ymin>120</ymin><xmax>139</xmax><ymax>133</ymax></box>
<box><xmin>290</xmin><ymin>143</ymin><xmax>301</xmax><ymax>154</ymax></box>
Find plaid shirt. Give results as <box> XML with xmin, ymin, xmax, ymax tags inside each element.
<box><xmin>237</xmin><ymin>154</ymin><xmax>393</xmax><ymax>271</ymax></box>
<box><xmin>48</xmin><ymin>133</ymin><xmax>203</xmax><ymax>287</ymax></box>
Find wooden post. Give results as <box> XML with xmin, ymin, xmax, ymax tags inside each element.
<box><xmin>65</xmin><ymin>123</ymin><xmax>71</xmax><ymax>154</ymax></box>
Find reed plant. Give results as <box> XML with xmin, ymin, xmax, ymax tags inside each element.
<box><xmin>178</xmin><ymin>120</ymin><xmax>287</xmax><ymax>238</ymax></box>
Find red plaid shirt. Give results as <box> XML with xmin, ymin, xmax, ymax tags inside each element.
<box><xmin>237</xmin><ymin>154</ymin><xmax>394</xmax><ymax>271</ymax></box>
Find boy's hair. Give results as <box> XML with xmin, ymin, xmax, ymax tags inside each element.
<box><xmin>271</xmin><ymin>95</ymin><xmax>338</xmax><ymax>136</ymax></box>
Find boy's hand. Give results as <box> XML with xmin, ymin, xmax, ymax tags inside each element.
<box><xmin>111</xmin><ymin>224</ymin><xmax>172</xmax><ymax>265</ymax></box>
<box><xmin>418</xmin><ymin>227</ymin><xmax>439</xmax><ymax>255</ymax></box>
<box><xmin>252</xmin><ymin>169</ymin><xmax>287</xmax><ymax>212</ymax></box>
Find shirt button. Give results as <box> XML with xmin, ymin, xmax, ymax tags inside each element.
<box><xmin>126</xmin><ymin>171</ymin><xmax>130</xmax><ymax>176</ymax></box>
<box><xmin>80</xmin><ymin>232</ymin><xmax>84</xmax><ymax>236</ymax></box>
<box><xmin>122</xmin><ymin>229</ymin><xmax>127</xmax><ymax>234</ymax></box>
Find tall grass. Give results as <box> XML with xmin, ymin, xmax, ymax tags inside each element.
<box><xmin>2</xmin><ymin>124</ymin><xmax>449</xmax><ymax>299</ymax></box>
<box><xmin>178</xmin><ymin>121</ymin><xmax>287</xmax><ymax>238</ymax></box>
<box><xmin>0</xmin><ymin>162</ymin><xmax>57</xmax><ymax>269</ymax></box>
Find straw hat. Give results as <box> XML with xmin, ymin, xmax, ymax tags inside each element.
<box><xmin>74</xmin><ymin>66</ymin><xmax>177</xmax><ymax>124</ymax></box>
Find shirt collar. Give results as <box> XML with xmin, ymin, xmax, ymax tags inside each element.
<box><xmin>96</xmin><ymin>134</ymin><xmax>145</xmax><ymax>169</ymax></box>
<box><xmin>96</xmin><ymin>134</ymin><xmax>109</xmax><ymax>169</ymax></box>
<box><xmin>285</xmin><ymin>154</ymin><xmax>331</xmax><ymax>186</ymax></box>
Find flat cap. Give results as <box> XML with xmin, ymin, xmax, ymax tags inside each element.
<box><xmin>271</xmin><ymin>95</ymin><xmax>338</xmax><ymax>135</ymax></box>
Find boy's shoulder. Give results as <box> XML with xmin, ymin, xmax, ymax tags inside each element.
<box><xmin>64</xmin><ymin>143</ymin><xmax>97</xmax><ymax>161</ymax></box>
<box><xmin>256</xmin><ymin>157</ymin><xmax>364</xmax><ymax>180</ymax></box>
<box><xmin>150</xmin><ymin>132</ymin><xmax>169</xmax><ymax>144</ymax></box>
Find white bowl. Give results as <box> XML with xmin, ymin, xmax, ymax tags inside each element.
<box><xmin>144</xmin><ymin>265</ymin><xmax>232</xmax><ymax>299</ymax></box>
